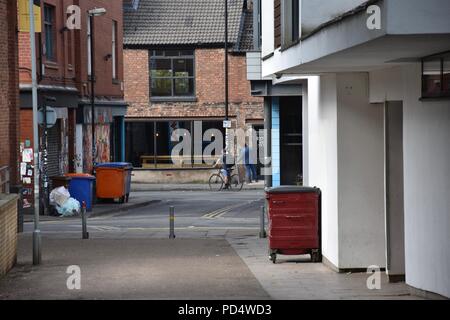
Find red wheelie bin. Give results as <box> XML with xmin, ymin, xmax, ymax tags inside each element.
<box><xmin>266</xmin><ymin>186</ymin><xmax>321</xmax><ymax>263</ymax></box>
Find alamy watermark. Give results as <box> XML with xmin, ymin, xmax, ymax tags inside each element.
<box><xmin>168</xmin><ymin>122</ymin><xmax>272</xmax><ymax>175</ymax></box>
<box><xmin>367</xmin><ymin>5</ymin><xmax>382</xmax><ymax>30</ymax></box>
<box><xmin>66</xmin><ymin>5</ymin><xmax>81</xmax><ymax>30</ymax></box>
<box><xmin>66</xmin><ymin>4</ymin><xmax>382</xmax><ymax>31</ymax></box>
<box><xmin>366</xmin><ymin>265</ymin><xmax>381</xmax><ymax>290</ymax></box>
<box><xmin>66</xmin><ymin>265</ymin><xmax>81</xmax><ymax>290</ymax></box>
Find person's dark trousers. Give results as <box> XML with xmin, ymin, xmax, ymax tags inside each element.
<box><xmin>250</xmin><ymin>164</ymin><xmax>257</xmax><ymax>182</ymax></box>
<box><xmin>245</xmin><ymin>164</ymin><xmax>258</xmax><ymax>182</ymax></box>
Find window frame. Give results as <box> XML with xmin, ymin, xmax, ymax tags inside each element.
<box><xmin>274</xmin><ymin>0</ymin><xmax>282</xmax><ymax>49</ymax></box>
<box><xmin>280</xmin><ymin>0</ymin><xmax>300</xmax><ymax>50</ymax></box>
<box><xmin>125</xmin><ymin>119</ymin><xmax>225</xmax><ymax>169</ymax></box>
<box><xmin>291</xmin><ymin>0</ymin><xmax>300</xmax><ymax>42</ymax></box>
<box><xmin>149</xmin><ymin>49</ymin><xmax>196</xmax><ymax>101</ymax></box>
<box><xmin>43</xmin><ymin>4</ymin><xmax>56</xmax><ymax>62</ymax></box>
<box><xmin>422</xmin><ymin>51</ymin><xmax>450</xmax><ymax>99</ymax></box>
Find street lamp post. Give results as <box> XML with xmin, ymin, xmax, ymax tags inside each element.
<box><xmin>29</xmin><ymin>0</ymin><xmax>41</xmax><ymax>265</ymax></box>
<box><xmin>224</xmin><ymin>0</ymin><xmax>230</xmax><ymax>157</ymax></box>
<box><xmin>224</xmin><ymin>0</ymin><xmax>229</xmax><ymax>124</ymax></box>
<box><xmin>88</xmin><ymin>8</ymin><xmax>106</xmax><ymax>173</ymax></box>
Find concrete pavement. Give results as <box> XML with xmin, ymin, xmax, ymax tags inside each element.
<box><xmin>3</xmin><ymin>190</ymin><xmax>422</xmax><ymax>300</ymax></box>
<box><xmin>227</xmin><ymin>235</ymin><xmax>420</xmax><ymax>300</ymax></box>
<box><xmin>0</xmin><ymin>234</ymin><xmax>269</xmax><ymax>300</ymax></box>
<box><xmin>0</xmin><ymin>230</ymin><xmax>421</xmax><ymax>300</ymax></box>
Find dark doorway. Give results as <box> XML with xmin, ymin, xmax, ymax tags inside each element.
<box><xmin>385</xmin><ymin>101</ymin><xmax>405</xmax><ymax>282</ymax></box>
<box><xmin>280</xmin><ymin>96</ymin><xmax>302</xmax><ymax>185</ymax></box>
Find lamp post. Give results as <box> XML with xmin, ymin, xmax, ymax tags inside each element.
<box><xmin>224</xmin><ymin>0</ymin><xmax>229</xmax><ymax>124</ymax></box>
<box><xmin>88</xmin><ymin>8</ymin><xmax>106</xmax><ymax>173</ymax></box>
<box><xmin>29</xmin><ymin>0</ymin><xmax>41</xmax><ymax>265</ymax></box>
<box><xmin>224</xmin><ymin>0</ymin><xmax>231</xmax><ymax>159</ymax></box>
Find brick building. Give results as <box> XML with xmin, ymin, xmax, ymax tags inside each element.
<box><xmin>0</xmin><ymin>0</ymin><xmax>19</xmax><ymax>278</ymax></box>
<box><xmin>123</xmin><ymin>0</ymin><xmax>264</xmax><ymax>173</ymax></box>
<box><xmin>18</xmin><ymin>0</ymin><xmax>127</xmax><ymax>210</ymax></box>
<box><xmin>0</xmin><ymin>0</ymin><xmax>20</xmax><ymax>187</ymax></box>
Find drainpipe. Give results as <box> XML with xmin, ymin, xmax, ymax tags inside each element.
<box><xmin>264</xmin><ymin>97</ymin><xmax>272</xmax><ymax>188</ymax></box>
<box><xmin>121</xmin><ymin>117</ymin><xmax>125</xmax><ymax>162</ymax></box>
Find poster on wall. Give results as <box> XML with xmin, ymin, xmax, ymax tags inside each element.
<box><xmin>22</xmin><ymin>148</ymin><xmax>33</xmax><ymax>163</ymax></box>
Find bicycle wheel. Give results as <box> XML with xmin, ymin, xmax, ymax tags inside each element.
<box><xmin>209</xmin><ymin>174</ymin><xmax>224</xmax><ymax>191</ymax></box>
<box><xmin>230</xmin><ymin>174</ymin><xmax>244</xmax><ymax>191</ymax></box>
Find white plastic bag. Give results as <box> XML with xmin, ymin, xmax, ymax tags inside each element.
<box><xmin>56</xmin><ymin>198</ymin><xmax>80</xmax><ymax>217</ymax></box>
<box><xmin>50</xmin><ymin>186</ymin><xmax>70</xmax><ymax>207</ymax></box>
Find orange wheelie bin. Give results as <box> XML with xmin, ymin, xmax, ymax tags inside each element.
<box><xmin>94</xmin><ymin>163</ymin><xmax>132</xmax><ymax>203</ymax></box>
<box><xmin>266</xmin><ymin>186</ymin><xmax>322</xmax><ymax>264</ymax></box>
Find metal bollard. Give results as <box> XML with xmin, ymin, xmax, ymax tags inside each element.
<box><xmin>169</xmin><ymin>206</ymin><xmax>176</xmax><ymax>239</ymax></box>
<box><xmin>81</xmin><ymin>201</ymin><xmax>89</xmax><ymax>239</ymax></box>
<box><xmin>259</xmin><ymin>206</ymin><xmax>267</xmax><ymax>238</ymax></box>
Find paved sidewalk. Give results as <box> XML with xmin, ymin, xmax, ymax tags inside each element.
<box><xmin>0</xmin><ymin>230</ymin><xmax>423</xmax><ymax>300</ymax></box>
<box><xmin>227</xmin><ymin>235</ymin><xmax>421</xmax><ymax>300</ymax></box>
<box><xmin>131</xmin><ymin>181</ymin><xmax>265</xmax><ymax>192</ymax></box>
<box><xmin>0</xmin><ymin>234</ymin><xmax>269</xmax><ymax>300</ymax></box>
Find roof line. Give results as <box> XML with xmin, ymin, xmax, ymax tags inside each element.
<box><xmin>233</xmin><ymin>9</ymin><xmax>247</xmax><ymax>52</ymax></box>
<box><xmin>124</xmin><ymin>43</ymin><xmax>237</xmax><ymax>50</ymax></box>
<box><xmin>301</xmin><ymin>0</ymin><xmax>382</xmax><ymax>41</ymax></box>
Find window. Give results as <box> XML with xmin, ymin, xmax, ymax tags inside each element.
<box><xmin>254</xmin><ymin>0</ymin><xmax>262</xmax><ymax>50</ymax></box>
<box><xmin>44</xmin><ymin>5</ymin><xmax>56</xmax><ymax>61</ymax></box>
<box><xmin>275</xmin><ymin>0</ymin><xmax>300</xmax><ymax>50</ymax></box>
<box><xmin>422</xmin><ymin>52</ymin><xmax>450</xmax><ymax>98</ymax></box>
<box><xmin>125</xmin><ymin>120</ymin><xmax>225</xmax><ymax>168</ymax></box>
<box><xmin>112</xmin><ymin>21</ymin><xmax>118</xmax><ymax>80</ymax></box>
<box><xmin>149</xmin><ymin>50</ymin><xmax>195</xmax><ymax>98</ymax></box>
<box><xmin>274</xmin><ymin>0</ymin><xmax>281</xmax><ymax>49</ymax></box>
<box><xmin>291</xmin><ymin>0</ymin><xmax>299</xmax><ymax>42</ymax></box>
<box><xmin>281</xmin><ymin>0</ymin><xmax>299</xmax><ymax>49</ymax></box>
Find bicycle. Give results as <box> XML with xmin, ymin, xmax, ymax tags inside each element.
<box><xmin>209</xmin><ymin>166</ymin><xmax>244</xmax><ymax>192</ymax></box>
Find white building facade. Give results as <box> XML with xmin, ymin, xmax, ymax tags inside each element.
<box><xmin>251</xmin><ymin>0</ymin><xmax>450</xmax><ymax>298</ymax></box>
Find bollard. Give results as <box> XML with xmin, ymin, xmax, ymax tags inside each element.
<box><xmin>259</xmin><ymin>206</ymin><xmax>267</xmax><ymax>238</ymax></box>
<box><xmin>169</xmin><ymin>206</ymin><xmax>176</xmax><ymax>239</ymax></box>
<box><xmin>81</xmin><ymin>201</ymin><xmax>89</xmax><ymax>239</ymax></box>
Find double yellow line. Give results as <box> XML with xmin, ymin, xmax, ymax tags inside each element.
<box><xmin>202</xmin><ymin>202</ymin><xmax>251</xmax><ymax>219</ymax></box>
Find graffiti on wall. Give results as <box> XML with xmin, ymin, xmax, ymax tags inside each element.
<box><xmin>83</xmin><ymin>124</ymin><xmax>111</xmax><ymax>172</ymax></box>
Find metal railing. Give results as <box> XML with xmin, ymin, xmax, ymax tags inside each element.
<box><xmin>0</xmin><ymin>166</ymin><xmax>10</xmax><ymax>194</ymax></box>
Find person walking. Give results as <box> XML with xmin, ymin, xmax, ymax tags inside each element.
<box><xmin>242</xmin><ymin>143</ymin><xmax>258</xmax><ymax>183</ymax></box>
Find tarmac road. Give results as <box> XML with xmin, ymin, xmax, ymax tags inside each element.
<box><xmin>0</xmin><ymin>190</ymin><xmax>271</xmax><ymax>300</ymax></box>
<box><xmin>22</xmin><ymin>190</ymin><xmax>266</xmax><ymax>238</ymax></box>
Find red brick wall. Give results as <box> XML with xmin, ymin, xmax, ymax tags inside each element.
<box><xmin>19</xmin><ymin>0</ymin><xmax>125</xmax><ymax>101</ymax></box>
<box><xmin>18</xmin><ymin>0</ymin><xmax>77</xmax><ymax>88</ymax></box>
<box><xmin>0</xmin><ymin>0</ymin><xmax>20</xmax><ymax>186</ymax></box>
<box><xmin>196</xmin><ymin>49</ymin><xmax>261</xmax><ymax>104</ymax></box>
<box><xmin>124</xmin><ymin>49</ymin><xmax>149</xmax><ymax>108</ymax></box>
<box><xmin>74</xmin><ymin>0</ymin><xmax>124</xmax><ymax>100</ymax></box>
<box><xmin>124</xmin><ymin>48</ymin><xmax>263</xmax><ymax>130</ymax></box>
